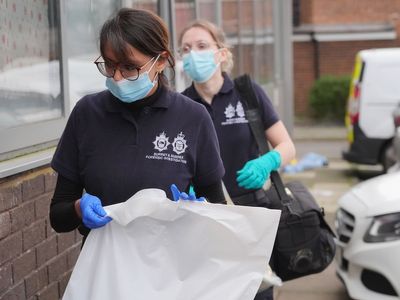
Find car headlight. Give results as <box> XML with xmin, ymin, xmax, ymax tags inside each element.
<box><xmin>364</xmin><ymin>212</ymin><xmax>400</xmax><ymax>243</ymax></box>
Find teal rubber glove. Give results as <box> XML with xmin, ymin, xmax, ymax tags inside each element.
<box><xmin>188</xmin><ymin>185</ymin><xmax>195</xmax><ymax>195</ymax></box>
<box><xmin>80</xmin><ymin>193</ymin><xmax>112</xmax><ymax>229</ymax></box>
<box><xmin>236</xmin><ymin>150</ymin><xmax>281</xmax><ymax>190</ymax></box>
<box><xmin>170</xmin><ymin>184</ymin><xmax>206</xmax><ymax>202</ymax></box>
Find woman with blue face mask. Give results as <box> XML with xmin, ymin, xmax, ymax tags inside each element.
<box><xmin>50</xmin><ymin>9</ymin><xmax>226</xmax><ymax>245</ymax></box>
<box><xmin>180</xmin><ymin>20</ymin><xmax>296</xmax><ymax>300</ymax></box>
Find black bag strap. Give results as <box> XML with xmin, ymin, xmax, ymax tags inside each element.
<box><xmin>234</xmin><ymin>74</ymin><xmax>292</xmax><ymax>207</ymax></box>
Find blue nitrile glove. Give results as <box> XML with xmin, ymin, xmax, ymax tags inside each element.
<box><xmin>236</xmin><ymin>150</ymin><xmax>281</xmax><ymax>189</ymax></box>
<box><xmin>80</xmin><ymin>193</ymin><xmax>112</xmax><ymax>229</ymax></box>
<box><xmin>170</xmin><ymin>184</ymin><xmax>206</xmax><ymax>202</ymax></box>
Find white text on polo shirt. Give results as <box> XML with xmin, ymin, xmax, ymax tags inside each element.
<box><xmin>145</xmin><ymin>153</ymin><xmax>187</xmax><ymax>164</ymax></box>
<box><xmin>221</xmin><ymin>102</ymin><xmax>248</xmax><ymax>126</ymax></box>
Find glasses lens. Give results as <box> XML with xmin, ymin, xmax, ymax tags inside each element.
<box><xmin>120</xmin><ymin>66</ymin><xmax>139</xmax><ymax>81</ymax></box>
<box><xmin>195</xmin><ymin>41</ymin><xmax>212</xmax><ymax>52</ymax></box>
<box><xmin>178</xmin><ymin>47</ymin><xmax>190</xmax><ymax>57</ymax></box>
<box><xmin>96</xmin><ymin>62</ymin><xmax>113</xmax><ymax>78</ymax></box>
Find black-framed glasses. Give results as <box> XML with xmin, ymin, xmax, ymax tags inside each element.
<box><xmin>94</xmin><ymin>56</ymin><xmax>156</xmax><ymax>81</ymax></box>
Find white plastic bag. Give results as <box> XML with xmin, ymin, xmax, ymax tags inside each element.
<box><xmin>63</xmin><ymin>189</ymin><xmax>280</xmax><ymax>300</ymax></box>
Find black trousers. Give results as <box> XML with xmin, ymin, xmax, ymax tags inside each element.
<box><xmin>232</xmin><ymin>190</ymin><xmax>275</xmax><ymax>300</ymax></box>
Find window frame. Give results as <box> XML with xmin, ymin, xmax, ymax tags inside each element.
<box><xmin>0</xmin><ymin>0</ymin><xmax>70</xmax><ymax>167</ymax></box>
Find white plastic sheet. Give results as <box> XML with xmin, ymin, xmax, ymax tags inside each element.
<box><xmin>63</xmin><ymin>189</ymin><xmax>280</xmax><ymax>300</ymax></box>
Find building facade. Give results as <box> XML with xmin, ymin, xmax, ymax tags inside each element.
<box><xmin>293</xmin><ymin>0</ymin><xmax>400</xmax><ymax>115</ymax></box>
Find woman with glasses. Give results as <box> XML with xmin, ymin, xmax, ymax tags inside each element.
<box><xmin>49</xmin><ymin>9</ymin><xmax>226</xmax><ymax>240</ymax></box>
<box><xmin>179</xmin><ymin>20</ymin><xmax>296</xmax><ymax>300</ymax></box>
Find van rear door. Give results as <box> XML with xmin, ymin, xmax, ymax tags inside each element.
<box><xmin>359</xmin><ymin>52</ymin><xmax>400</xmax><ymax>139</ymax></box>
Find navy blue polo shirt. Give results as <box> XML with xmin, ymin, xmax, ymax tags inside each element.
<box><xmin>51</xmin><ymin>86</ymin><xmax>225</xmax><ymax>206</ymax></box>
<box><xmin>182</xmin><ymin>73</ymin><xmax>279</xmax><ymax>198</ymax></box>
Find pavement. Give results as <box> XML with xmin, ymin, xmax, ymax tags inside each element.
<box><xmin>272</xmin><ymin>124</ymin><xmax>365</xmax><ymax>300</ymax></box>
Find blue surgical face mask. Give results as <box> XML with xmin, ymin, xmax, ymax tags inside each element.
<box><xmin>182</xmin><ymin>50</ymin><xmax>219</xmax><ymax>83</ymax></box>
<box><xmin>106</xmin><ymin>55</ymin><xmax>159</xmax><ymax>103</ymax></box>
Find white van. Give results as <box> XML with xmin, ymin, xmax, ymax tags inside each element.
<box><xmin>342</xmin><ymin>48</ymin><xmax>400</xmax><ymax>171</ymax></box>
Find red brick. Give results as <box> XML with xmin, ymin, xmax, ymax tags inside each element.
<box><xmin>0</xmin><ymin>185</ymin><xmax>22</xmax><ymax>213</ymax></box>
<box><xmin>22</xmin><ymin>175</ymin><xmax>45</xmax><ymax>202</ymax></box>
<box><xmin>0</xmin><ymin>211</ymin><xmax>11</xmax><ymax>239</ymax></box>
<box><xmin>45</xmin><ymin>219</ymin><xmax>56</xmax><ymax>239</ymax></box>
<box><xmin>9</xmin><ymin>201</ymin><xmax>35</xmax><ymax>233</ymax></box>
<box><xmin>74</xmin><ymin>230</ymin><xmax>83</xmax><ymax>244</ymax></box>
<box><xmin>58</xmin><ymin>271</ymin><xmax>72</xmax><ymax>298</ymax></box>
<box><xmin>0</xmin><ymin>232</ymin><xmax>22</xmax><ymax>265</ymax></box>
<box><xmin>25</xmin><ymin>267</ymin><xmax>48</xmax><ymax>298</ymax></box>
<box><xmin>0</xmin><ymin>281</ymin><xmax>26</xmax><ymax>300</ymax></box>
<box><xmin>293</xmin><ymin>42</ymin><xmax>317</xmax><ymax>115</ymax></box>
<box><xmin>36</xmin><ymin>281</ymin><xmax>59</xmax><ymax>300</ymax></box>
<box><xmin>66</xmin><ymin>244</ymin><xmax>80</xmax><ymax>269</ymax></box>
<box><xmin>47</xmin><ymin>253</ymin><xmax>68</xmax><ymax>283</ymax></box>
<box><xmin>35</xmin><ymin>194</ymin><xmax>51</xmax><ymax>220</ymax></box>
<box><xmin>36</xmin><ymin>236</ymin><xmax>57</xmax><ymax>267</ymax></box>
<box><xmin>12</xmin><ymin>249</ymin><xmax>36</xmax><ymax>283</ymax></box>
<box><xmin>22</xmin><ymin>220</ymin><xmax>46</xmax><ymax>251</ymax></box>
<box><xmin>303</xmin><ymin>0</ymin><xmax>400</xmax><ymax>26</ymax></box>
<box><xmin>0</xmin><ymin>263</ymin><xmax>12</xmax><ymax>295</ymax></box>
<box><xmin>44</xmin><ymin>172</ymin><xmax>57</xmax><ymax>193</ymax></box>
<box><xmin>57</xmin><ymin>231</ymin><xmax>76</xmax><ymax>254</ymax></box>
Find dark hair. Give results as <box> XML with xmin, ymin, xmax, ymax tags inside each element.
<box><xmin>100</xmin><ymin>8</ymin><xmax>175</xmax><ymax>86</ymax></box>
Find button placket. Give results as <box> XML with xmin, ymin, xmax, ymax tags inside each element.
<box><xmin>120</xmin><ymin>110</ymin><xmax>139</xmax><ymax>146</ymax></box>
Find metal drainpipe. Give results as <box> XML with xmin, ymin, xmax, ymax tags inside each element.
<box><xmin>311</xmin><ymin>31</ymin><xmax>320</xmax><ymax>79</ymax></box>
<box><xmin>158</xmin><ymin>0</ymin><xmax>176</xmax><ymax>86</ymax></box>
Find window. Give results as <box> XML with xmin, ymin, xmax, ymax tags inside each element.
<box><xmin>125</xmin><ymin>0</ymin><xmax>158</xmax><ymax>11</ymax></box>
<box><xmin>0</xmin><ymin>0</ymin><xmax>65</xmax><ymax>158</ymax></box>
<box><xmin>0</xmin><ymin>1</ymin><xmax>62</xmax><ymax>130</ymax></box>
<box><xmin>222</xmin><ymin>0</ymin><xmax>275</xmax><ymax>86</ymax></box>
<box><xmin>175</xmin><ymin>0</ymin><xmax>196</xmax><ymax>39</ymax></box>
<box><xmin>253</xmin><ymin>0</ymin><xmax>274</xmax><ymax>86</ymax></box>
<box><xmin>197</xmin><ymin>0</ymin><xmax>219</xmax><ymax>24</ymax></box>
<box><xmin>173</xmin><ymin>0</ymin><xmax>197</xmax><ymax>91</ymax></box>
<box><xmin>64</xmin><ymin>0</ymin><xmax>117</xmax><ymax>108</ymax></box>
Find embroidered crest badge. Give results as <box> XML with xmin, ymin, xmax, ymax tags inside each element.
<box><xmin>224</xmin><ymin>103</ymin><xmax>236</xmax><ymax>119</ymax></box>
<box><xmin>172</xmin><ymin>132</ymin><xmax>188</xmax><ymax>155</ymax></box>
<box><xmin>236</xmin><ymin>102</ymin><xmax>245</xmax><ymax>118</ymax></box>
<box><xmin>153</xmin><ymin>132</ymin><xmax>170</xmax><ymax>152</ymax></box>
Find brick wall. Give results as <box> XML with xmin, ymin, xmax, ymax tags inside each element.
<box><xmin>299</xmin><ymin>0</ymin><xmax>313</xmax><ymax>24</ymax></box>
<box><xmin>304</xmin><ymin>0</ymin><xmax>400</xmax><ymax>25</ymax></box>
<box><xmin>318</xmin><ymin>40</ymin><xmax>400</xmax><ymax>74</ymax></box>
<box><xmin>0</xmin><ymin>167</ymin><xmax>81</xmax><ymax>300</ymax></box>
<box><xmin>293</xmin><ymin>41</ymin><xmax>315</xmax><ymax>116</ymax></box>
<box><xmin>294</xmin><ymin>0</ymin><xmax>400</xmax><ymax>116</ymax></box>
<box><xmin>294</xmin><ymin>39</ymin><xmax>400</xmax><ymax>115</ymax></box>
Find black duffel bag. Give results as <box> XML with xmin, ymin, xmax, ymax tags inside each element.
<box><xmin>265</xmin><ymin>180</ymin><xmax>336</xmax><ymax>281</ymax></box>
<box><xmin>234</xmin><ymin>74</ymin><xmax>336</xmax><ymax>282</ymax></box>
